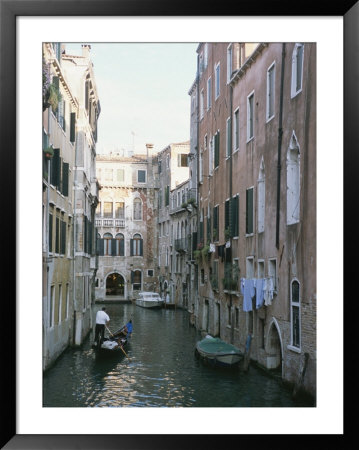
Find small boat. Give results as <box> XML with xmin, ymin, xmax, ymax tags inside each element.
<box><xmin>135</xmin><ymin>291</ymin><xmax>164</xmax><ymax>309</ymax></box>
<box><xmin>195</xmin><ymin>335</ymin><xmax>243</xmax><ymax>368</ymax></box>
<box><xmin>92</xmin><ymin>321</ymin><xmax>132</xmax><ymax>356</ymax></box>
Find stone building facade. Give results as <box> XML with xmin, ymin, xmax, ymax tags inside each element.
<box><xmin>95</xmin><ymin>145</ymin><xmax>158</xmax><ymax>302</ymax></box>
<box><xmin>42</xmin><ymin>43</ymin><xmax>100</xmax><ymax>370</ymax></box>
<box><xmin>193</xmin><ymin>42</ymin><xmax>316</xmax><ymax>398</ymax></box>
<box><xmin>155</xmin><ymin>142</ymin><xmax>190</xmax><ymax>302</ymax></box>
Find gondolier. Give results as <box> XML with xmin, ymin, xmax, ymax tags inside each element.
<box><xmin>94</xmin><ymin>307</ymin><xmax>110</xmax><ymax>347</ymax></box>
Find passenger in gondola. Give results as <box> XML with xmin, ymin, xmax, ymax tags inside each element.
<box><xmin>119</xmin><ymin>319</ymin><xmax>133</xmax><ymax>337</ymax></box>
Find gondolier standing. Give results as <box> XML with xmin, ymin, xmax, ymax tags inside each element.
<box><xmin>94</xmin><ymin>307</ymin><xmax>110</xmax><ymax>347</ymax></box>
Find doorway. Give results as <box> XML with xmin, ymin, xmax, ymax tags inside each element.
<box><xmin>105</xmin><ymin>272</ymin><xmax>125</xmax><ymax>296</ymax></box>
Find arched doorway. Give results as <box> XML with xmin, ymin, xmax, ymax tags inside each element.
<box><xmin>106</xmin><ymin>272</ymin><xmax>125</xmax><ymax>296</ymax></box>
<box><xmin>266</xmin><ymin>320</ymin><xmax>283</xmax><ymax>372</ymax></box>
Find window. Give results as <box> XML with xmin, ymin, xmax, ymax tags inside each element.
<box><xmin>104</xmin><ymin>168</ymin><xmax>113</xmax><ymax>182</ymax></box>
<box><xmin>215</xmin><ymin>63</ymin><xmax>220</xmax><ymax>99</ymax></box>
<box><xmin>290</xmin><ymin>280</ymin><xmax>301</xmax><ymax>348</ymax></box>
<box><xmin>214</xmin><ymin>131</ymin><xmax>220</xmax><ymax>168</ymax></box>
<box><xmin>104</xmin><ymin>233</ymin><xmax>113</xmax><ymax>256</ymax></box>
<box><xmin>133</xmin><ymin>198</ymin><xmax>142</xmax><ymax>220</ymax></box>
<box><xmin>231</xmin><ymin>195</ymin><xmax>239</xmax><ymax>238</ymax></box>
<box><xmin>246</xmin><ymin>187</ymin><xmax>254</xmax><ymax>235</ymax></box>
<box><xmin>137</xmin><ymin>170</ymin><xmax>146</xmax><ymax>183</ymax></box>
<box><xmin>65</xmin><ymin>283</ymin><xmax>69</xmax><ymax>320</ymax></box>
<box><xmin>49</xmin><ymin>213</ymin><xmax>53</xmax><ymax>253</ymax></box>
<box><xmin>132</xmin><ymin>270</ymin><xmax>142</xmax><ymax>290</ymax></box>
<box><xmin>287</xmin><ymin>132</ymin><xmax>300</xmax><ymax>225</ymax></box>
<box><xmin>268</xmin><ymin>259</ymin><xmax>277</xmax><ymax>292</ymax></box>
<box><xmin>207</xmin><ymin>77</ymin><xmax>212</xmax><ymax>110</ymax></box>
<box><xmin>115</xmin><ymin>201</ymin><xmax>125</xmax><ymax>219</ymax></box>
<box><xmin>49</xmin><ymin>285</ymin><xmax>55</xmax><ymax>328</ymax></box>
<box><xmin>291</xmin><ymin>44</ymin><xmax>304</xmax><ymax>97</ymax></box>
<box><xmin>233</xmin><ymin>108</ymin><xmax>239</xmax><ymax>152</ymax></box>
<box><xmin>177</xmin><ymin>154</ymin><xmax>188</xmax><ymax>167</ymax></box>
<box><xmin>257</xmin><ymin>158</ymin><xmax>265</xmax><ymax>233</ymax></box>
<box><xmin>58</xmin><ymin>284</ymin><xmax>62</xmax><ymax>324</ymax></box>
<box><xmin>213</xmin><ymin>205</ymin><xmax>219</xmax><ymax>241</ymax></box>
<box><xmin>199</xmin><ymin>151</ymin><xmax>203</xmax><ymax>182</ymax></box>
<box><xmin>148</xmin><ymin>269</ymin><xmax>154</xmax><ymax>277</ymax></box>
<box><xmin>247</xmin><ymin>91</ymin><xmax>254</xmax><ymax>141</ymax></box>
<box><xmin>103</xmin><ymin>202</ymin><xmax>113</xmax><ymax>218</ymax></box>
<box><xmin>115</xmin><ymin>233</ymin><xmax>125</xmax><ymax>256</ymax></box>
<box><xmin>266</xmin><ymin>62</ymin><xmax>275</xmax><ymax>120</ymax></box>
<box><xmin>131</xmin><ymin>233</ymin><xmax>143</xmax><ymax>256</ymax></box>
<box><xmin>226</xmin><ymin>117</ymin><xmax>232</xmax><ymax>158</ymax></box>
<box><xmin>227</xmin><ymin>44</ymin><xmax>233</xmax><ymax>83</ymax></box>
<box><xmin>116</xmin><ymin>169</ymin><xmax>125</xmax><ymax>182</ymax></box>
<box><xmin>200</xmin><ymin>89</ymin><xmax>204</xmax><ymax>119</ymax></box>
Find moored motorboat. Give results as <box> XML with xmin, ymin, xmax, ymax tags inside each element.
<box><xmin>135</xmin><ymin>291</ymin><xmax>164</xmax><ymax>309</ymax></box>
<box><xmin>195</xmin><ymin>335</ymin><xmax>243</xmax><ymax>368</ymax></box>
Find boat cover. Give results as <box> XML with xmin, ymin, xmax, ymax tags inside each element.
<box><xmin>197</xmin><ymin>336</ymin><xmax>242</xmax><ymax>355</ymax></box>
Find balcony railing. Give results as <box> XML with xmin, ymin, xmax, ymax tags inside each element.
<box><xmin>95</xmin><ymin>217</ymin><xmax>125</xmax><ymax>228</ymax></box>
<box><xmin>174</xmin><ymin>238</ymin><xmax>188</xmax><ymax>253</ymax></box>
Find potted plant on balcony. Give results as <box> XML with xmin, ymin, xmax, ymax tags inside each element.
<box><xmin>43</xmin><ymin>146</ymin><xmax>54</xmax><ymax>160</ymax></box>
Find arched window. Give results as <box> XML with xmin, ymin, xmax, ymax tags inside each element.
<box><xmin>104</xmin><ymin>233</ymin><xmax>113</xmax><ymax>256</ymax></box>
<box><xmin>132</xmin><ymin>270</ymin><xmax>142</xmax><ymax>291</ymax></box>
<box><xmin>287</xmin><ymin>132</ymin><xmax>300</xmax><ymax>225</ymax></box>
<box><xmin>131</xmin><ymin>233</ymin><xmax>143</xmax><ymax>256</ymax></box>
<box><xmin>115</xmin><ymin>233</ymin><xmax>125</xmax><ymax>256</ymax></box>
<box><xmin>257</xmin><ymin>157</ymin><xmax>265</xmax><ymax>233</ymax></box>
<box><xmin>290</xmin><ymin>279</ymin><xmax>301</xmax><ymax>348</ymax></box>
<box><xmin>133</xmin><ymin>198</ymin><xmax>142</xmax><ymax>220</ymax></box>
<box><xmin>291</xmin><ymin>43</ymin><xmax>304</xmax><ymax>98</ymax></box>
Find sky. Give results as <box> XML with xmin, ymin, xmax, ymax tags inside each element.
<box><xmin>65</xmin><ymin>43</ymin><xmax>198</xmax><ymax>155</ymax></box>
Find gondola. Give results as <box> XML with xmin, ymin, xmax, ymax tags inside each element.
<box><xmin>92</xmin><ymin>321</ymin><xmax>132</xmax><ymax>357</ymax></box>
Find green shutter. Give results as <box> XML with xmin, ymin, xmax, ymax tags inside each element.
<box><xmin>140</xmin><ymin>239</ymin><xmax>143</xmax><ymax>256</ymax></box>
<box><xmin>120</xmin><ymin>238</ymin><xmax>124</xmax><ymax>256</ymax></box>
<box><xmin>49</xmin><ymin>213</ymin><xmax>53</xmax><ymax>253</ymax></box>
<box><xmin>225</xmin><ymin>200</ymin><xmax>230</xmax><ymax>232</ymax></box>
<box><xmin>51</xmin><ymin>148</ymin><xmax>60</xmax><ymax>187</ymax></box>
<box><xmin>70</xmin><ymin>112</ymin><xmax>76</xmax><ymax>143</ymax></box>
<box><xmin>61</xmin><ymin>220</ymin><xmax>66</xmax><ymax>255</ymax></box>
<box><xmin>214</xmin><ymin>132</ymin><xmax>219</xmax><ymax>168</ymax></box>
<box><xmin>130</xmin><ymin>239</ymin><xmax>134</xmax><ymax>256</ymax></box>
<box><xmin>62</xmin><ymin>162</ymin><xmax>69</xmax><ymax>196</ymax></box>
<box><xmin>111</xmin><ymin>239</ymin><xmax>117</xmax><ymax>256</ymax></box>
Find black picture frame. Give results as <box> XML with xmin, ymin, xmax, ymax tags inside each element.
<box><xmin>1</xmin><ymin>0</ymin><xmax>356</xmax><ymax>448</ymax></box>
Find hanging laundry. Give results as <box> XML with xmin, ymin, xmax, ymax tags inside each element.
<box><xmin>243</xmin><ymin>278</ymin><xmax>255</xmax><ymax>312</ymax></box>
<box><xmin>255</xmin><ymin>278</ymin><xmax>265</xmax><ymax>309</ymax></box>
<box><xmin>264</xmin><ymin>277</ymin><xmax>274</xmax><ymax>306</ymax></box>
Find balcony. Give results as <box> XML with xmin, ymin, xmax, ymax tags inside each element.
<box><xmin>175</xmin><ymin>238</ymin><xmax>188</xmax><ymax>253</ymax></box>
<box><xmin>95</xmin><ymin>217</ymin><xmax>125</xmax><ymax>228</ymax></box>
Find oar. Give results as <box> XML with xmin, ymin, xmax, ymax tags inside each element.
<box><xmin>105</xmin><ymin>325</ymin><xmax>130</xmax><ymax>359</ymax></box>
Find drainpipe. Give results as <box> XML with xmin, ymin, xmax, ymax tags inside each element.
<box><xmin>195</xmin><ymin>55</ymin><xmax>200</xmax><ymax>330</ymax></box>
<box><xmin>276</xmin><ymin>43</ymin><xmax>286</xmax><ymax>250</ymax></box>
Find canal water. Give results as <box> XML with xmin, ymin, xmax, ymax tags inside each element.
<box><xmin>43</xmin><ymin>304</ymin><xmax>313</xmax><ymax>408</ymax></box>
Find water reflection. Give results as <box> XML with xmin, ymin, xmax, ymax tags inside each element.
<box><xmin>43</xmin><ymin>305</ymin><xmax>313</xmax><ymax>408</ymax></box>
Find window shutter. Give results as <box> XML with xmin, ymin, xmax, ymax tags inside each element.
<box><xmin>98</xmin><ymin>238</ymin><xmax>104</xmax><ymax>256</ymax></box>
<box><xmin>70</xmin><ymin>112</ymin><xmax>76</xmax><ymax>143</ymax></box>
<box><xmin>214</xmin><ymin>133</ymin><xmax>219</xmax><ymax>168</ymax></box>
<box><xmin>49</xmin><ymin>213</ymin><xmax>53</xmax><ymax>253</ymax></box>
<box><xmin>62</xmin><ymin>162</ymin><xmax>69</xmax><ymax>196</ymax></box>
<box><xmin>51</xmin><ymin>148</ymin><xmax>60</xmax><ymax>187</ymax></box>
<box><xmin>140</xmin><ymin>239</ymin><xmax>143</xmax><ymax>256</ymax></box>
<box><xmin>130</xmin><ymin>239</ymin><xmax>134</xmax><ymax>256</ymax></box>
<box><xmin>111</xmin><ymin>239</ymin><xmax>117</xmax><ymax>256</ymax></box>
<box><xmin>120</xmin><ymin>238</ymin><xmax>124</xmax><ymax>256</ymax></box>
<box><xmin>61</xmin><ymin>220</ymin><xmax>66</xmax><ymax>255</ymax></box>
<box><xmin>246</xmin><ymin>188</ymin><xmax>253</xmax><ymax>234</ymax></box>
<box><xmin>225</xmin><ymin>200</ymin><xmax>230</xmax><ymax>232</ymax></box>
<box><xmin>89</xmin><ymin>221</ymin><xmax>93</xmax><ymax>254</ymax></box>
<box><xmin>131</xmin><ymin>271</ymin><xmax>134</xmax><ymax>283</ymax></box>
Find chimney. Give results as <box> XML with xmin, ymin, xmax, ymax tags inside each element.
<box><xmin>82</xmin><ymin>44</ymin><xmax>91</xmax><ymax>58</ymax></box>
<box><xmin>146</xmin><ymin>143</ymin><xmax>154</xmax><ymax>158</ymax></box>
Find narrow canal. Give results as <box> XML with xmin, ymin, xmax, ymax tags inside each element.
<box><xmin>43</xmin><ymin>304</ymin><xmax>313</xmax><ymax>407</ymax></box>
